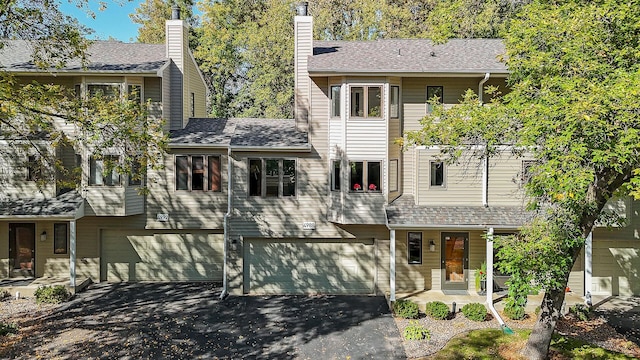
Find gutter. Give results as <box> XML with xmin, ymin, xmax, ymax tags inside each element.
<box><xmin>386</xmin><ymin>223</ymin><xmax>522</xmax><ymax>230</ymax></box>
<box><xmin>230</xmin><ymin>144</ymin><xmax>312</xmax><ymax>152</ymax></box>
<box><xmin>220</xmin><ymin>146</ymin><xmax>232</xmax><ymax>299</ymax></box>
<box><xmin>478</xmin><ymin>72</ymin><xmax>490</xmax><ymax>103</ymax></box>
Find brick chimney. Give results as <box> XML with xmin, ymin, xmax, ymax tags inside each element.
<box><xmin>294</xmin><ymin>2</ymin><xmax>312</xmax><ymax>132</ymax></box>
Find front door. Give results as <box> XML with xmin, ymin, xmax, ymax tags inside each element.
<box><xmin>9</xmin><ymin>223</ymin><xmax>35</xmax><ymax>277</ymax></box>
<box><xmin>441</xmin><ymin>232</ymin><xmax>468</xmax><ymax>291</ymax></box>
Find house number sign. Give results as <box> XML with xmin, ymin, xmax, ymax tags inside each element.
<box><xmin>157</xmin><ymin>213</ymin><xmax>169</xmax><ymax>222</ymax></box>
<box><xmin>302</xmin><ymin>221</ymin><xmax>316</xmax><ymax>230</ymax></box>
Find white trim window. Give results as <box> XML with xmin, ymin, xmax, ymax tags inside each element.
<box><xmin>349</xmin><ymin>160</ymin><xmax>381</xmax><ymax>192</ymax></box>
<box><xmin>390</xmin><ymin>85</ymin><xmax>400</xmax><ymax>119</ymax></box>
<box><xmin>331</xmin><ymin>159</ymin><xmax>341</xmax><ymax>191</ymax></box>
<box><xmin>89</xmin><ymin>155</ymin><xmax>121</xmax><ymax>186</ymax></box>
<box><xmin>408</xmin><ymin>232</ymin><xmax>422</xmax><ymax>264</ymax></box>
<box><xmin>426</xmin><ymin>85</ymin><xmax>443</xmax><ymax>113</ymax></box>
<box><xmin>249</xmin><ymin>158</ymin><xmax>296</xmax><ymax>197</ymax></box>
<box><xmin>175</xmin><ymin>155</ymin><xmax>221</xmax><ymax>192</ymax></box>
<box><xmin>350</xmin><ymin>86</ymin><xmax>382</xmax><ymax>118</ymax></box>
<box><xmin>430</xmin><ymin>161</ymin><xmax>445</xmax><ymax>188</ymax></box>
<box><xmin>330</xmin><ymin>85</ymin><xmax>341</xmax><ymax>118</ymax></box>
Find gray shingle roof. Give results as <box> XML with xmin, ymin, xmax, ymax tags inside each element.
<box><xmin>169</xmin><ymin>118</ymin><xmax>309</xmax><ymax>149</ymax></box>
<box><xmin>0</xmin><ymin>190</ymin><xmax>84</xmax><ymax>218</ymax></box>
<box><xmin>386</xmin><ymin>195</ymin><xmax>533</xmax><ymax>228</ymax></box>
<box><xmin>0</xmin><ymin>40</ymin><xmax>167</xmax><ymax>73</ymax></box>
<box><xmin>309</xmin><ymin>39</ymin><xmax>507</xmax><ymax>74</ymax></box>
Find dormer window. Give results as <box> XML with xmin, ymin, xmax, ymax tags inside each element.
<box><xmin>350</xmin><ymin>86</ymin><xmax>382</xmax><ymax>118</ymax></box>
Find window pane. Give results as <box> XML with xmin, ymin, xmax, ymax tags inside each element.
<box><xmin>103</xmin><ymin>156</ymin><xmax>120</xmax><ymax>186</ymax></box>
<box><xmin>368</xmin><ymin>86</ymin><xmax>382</xmax><ymax>117</ymax></box>
<box><xmin>367</xmin><ymin>161</ymin><xmax>381</xmax><ymax>191</ymax></box>
<box><xmin>249</xmin><ymin>159</ymin><xmax>262</xmax><ymax>196</ymax></box>
<box><xmin>88</xmin><ymin>84</ymin><xmax>120</xmax><ymax>99</ymax></box>
<box><xmin>192</xmin><ymin>156</ymin><xmax>205</xmax><ymax>190</ymax></box>
<box><xmin>408</xmin><ymin>232</ymin><xmax>422</xmax><ymax>264</ymax></box>
<box><xmin>209</xmin><ymin>156</ymin><xmax>221</xmax><ymax>192</ymax></box>
<box><xmin>190</xmin><ymin>92</ymin><xmax>195</xmax><ymax>117</ymax></box>
<box><xmin>127</xmin><ymin>85</ymin><xmax>141</xmax><ymax>103</ymax></box>
<box><xmin>390</xmin><ymin>86</ymin><xmax>399</xmax><ymax>118</ymax></box>
<box><xmin>90</xmin><ymin>157</ymin><xmax>103</xmax><ymax>185</ymax></box>
<box><xmin>27</xmin><ymin>155</ymin><xmax>40</xmax><ymax>181</ymax></box>
<box><xmin>427</xmin><ymin>86</ymin><xmax>443</xmax><ymax>103</ymax></box>
<box><xmin>350</xmin><ymin>87</ymin><xmax>364</xmax><ymax>117</ymax></box>
<box><xmin>331</xmin><ymin>85</ymin><xmax>341</xmax><ymax>117</ymax></box>
<box><xmin>430</xmin><ymin>161</ymin><xmax>444</xmax><ymax>186</ymax></box>
<box><xmin>128</xmin><ymin>160</ymin><xmax>142</xmax><ymax>186</ymax></box>
<box><xmin>283</xmin><ymin>159</ymin><xmax>295</xmax><ymax>196</ymax></box>
<box><xmin>350</xmin><ymin>161</ymin><xmax>363</xmax><ymax>191</ymax></box>
<box><xmin>54</xmin><ymin>223</ymin><xmax>68</xmax><ymax>255</ymax></box>
<box><xmin>176</xmin><ymin>156</ymin><xmax>188</xmax><ymax>190</ymax></box>
<box><xmin>332</xmin><ymin>160</ymin><xmax>341</xmax><ymax>191</ymax></box>
<box><xmin>265</xmin><ymin>159</ymin><xmax>280</xmax><ymax>197</ymax></box>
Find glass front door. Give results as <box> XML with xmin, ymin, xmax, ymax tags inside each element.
<box><xmin>441</xmin><ymin>232</ymin><xmax>468</xmax><ymax>290</ymax></box>
<box><xmin>9</xmin><ymin>223</ymin><xmax>35</xmax><ymax>277</ymax></box>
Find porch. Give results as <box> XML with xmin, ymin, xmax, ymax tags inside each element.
<box><xmin>0</xmin><ymin>276</ymin><xmax>92</xmax><ymax>298</ymax></box>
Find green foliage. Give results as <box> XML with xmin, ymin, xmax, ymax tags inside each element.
<box><xmin>403</xmin><ymin>320</ymin><xmax>430</xmax><ymax>341</ymax></box>
<box><xmin>0</xmin><ymin>322</ymin><xmax>18</xmax><ymax>337</ymax></box>
<box><xmin>504</xmin><ymin>303</ymin><xmax>526</xmax><ymax>321</ymax></box>
<box><xmin>0</xmin><ymin>289</ymin><xmax>9</xmax><ymax>299</ymax></box>
<box><xmin>34</xmin><ymin>285</ymin><xmax>71</xmax><ymax>304</ymax></box>
<box><xmin>474</xmin><ymin>261</ymin><xmax>487</xmax><ymax>291</ymax></box>
<box><xmin>130</xmin><ymin>0</ymin><xmax>196</xmax><ymax>44</ymax></box>
<box><xmin>461</xmin><ymin>303</ymin><xmax>487</xmax><ymax>322</ymax></box>
<box><xmin>393</xmin><ymin>299</ymin><xmax>420</xmax><ymax>319</ymax></box>
<box><xmin>424</xmin><ymin>301</ymin><xmax>449</xmax><ymax>320</ymax></box>
<box><xmin>569</xmin><ymin>304</ymin><xmax>591</xmax><ymax>322</ymax></box>
<box><xmin>551</xmin><ymin>333</ymin><xmax>635</xmax><ymax>360</ymax></box>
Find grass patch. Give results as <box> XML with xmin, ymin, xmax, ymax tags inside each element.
<box><xmin>431</xmin><ymin>329</ymin><xmax>635</xmax><ymax>360</ymax></box>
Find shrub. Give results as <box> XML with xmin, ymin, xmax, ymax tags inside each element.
<box><xmin>34</xmin><ymin>285</ymin><xmax>70</xmax><ymax>304</ymax></box>
<box><xmin>393</xmin><ymin>299</ymin><xmax>420</xmax><ymax>319</ymax></box>
<box><xmin>403</xmin><ymin>320</ymin><xmax>430</xmax><ymax>341</ymax></box>
<box><xmin>569</xmin><ymin>304</ymin><xmax>591</xmax><ymax>321</ymax></box>
<box><xmin>461</xmin><ymin>303</ymin><xmax>487</xmax><ymax>321</ymax></box>
<box><xmin>425</xmin><ymin>301</ymin><xmax>449</xmax><ymax>320</ymax></box>
<box><xmin>0</xmin><ymin>322</ymin><xmax>18</xmax><ymax>336</ymax></box>
<box><xmin>0</xmin><ymin>289</ymin><xmax>9</xmax><ymax>299</ymax></box>
<box><xmin>534</xmin><ymin>306</ymin><xmax>541</xmax><ymax>316</ymax></box>
<box><xmin>504</xmin><ymin>303</ymin><xmax>526</xmax><ymax>320</ymax></box>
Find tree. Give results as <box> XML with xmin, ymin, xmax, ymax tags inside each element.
<box><xmin>405</xmin><ymin>1</ymin><xmax>640</xmax><ymax>358</ymax></box>
<box><xmin>1</xmin><ymin>1</ymin><xmax>166</xmax><ymax>190</ymax></box>
<box><xmin>130</xmin><ymin>0</ymin><xmax>195</xmax><ymax>44</ymax></box>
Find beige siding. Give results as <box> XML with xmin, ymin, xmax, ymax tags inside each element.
<box><xmin>145</xmin><ymin>77</ymin><xmax>163</xmax><ymax>131</ymax></box>
<box><xmin>294</xmin><ymin>15</ymin><xmax>313</xmax><ymax>132</ymax></box>
<box><xmin>146</xmin><ymin>151</ymin><xmax>227</xmax><ymax>229</ymax></box>
<box><xmin>568</xmin><ymin>249</ymin><xmax>584</xmax><ymax>295</ymax></box>
<box><xmin>416</xmin><ymin>148</ymin><xmax>483</xmax><ymax>206</ymax></box>
<box><xmin>487</xmin><ymin>152</ymin><xmax>528</xmax><ymax>206</ymax></box>
<box><xmin>376</xmin><ymin>239</ymin><xmax>390</xmax><ymax>294</ymax></box>
<box><xmin>244</xmin><ymin>238</ymin><xmax>375</xmax><ymax>294</ymax></box>
<box><xmin>0</xmin><ymin>144</ymin><xmax>55</xmax><ymax>199</ymax></box>
<box><xmin>402</xmin><ymin>147</ymin><xmax>415</xmax><ymax>200</ymax></box>
<box><xmin>161</xmin><ymin>64</ymin><xmax>172</xmax><ymax>133</ymax></box>
<box><xmin>185</xmin><ymin>51</ymin><xmax>207</xmax><ymax>118</ymax></box>
<box><xmin>84</xmin><ymin>186</ymin><xmax>143</xmax><ymax>217</ymax></box>
<box><xmin>166</xmin><ymin>19</ymin><xmax>185</xmax><ymax>129</ymax></box>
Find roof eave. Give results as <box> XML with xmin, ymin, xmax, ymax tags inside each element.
<box><xmin>308</xmin><ymin>70</ymin><xmax>509</xmax><ymax>77</ymax></box>
<box><xmin>386</xmin><ymin>223</ymin><xmax>522</xmax><ymax>230</ymax></box>
<box><xmin>231</xmin><ymin>145</ymin><xmax>311</xmax><ymax>152</ymax></box>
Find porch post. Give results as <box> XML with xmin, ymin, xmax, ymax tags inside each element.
<box><xmin>69</xmin><ymin>220</ymin><xmax>76</xmax><ymax>290</ymax></box>
<box><xmin>584</xmin><ymin>231</ymin><xmax>592</xmax><ymax>303</ymax></box>
<box><xmin>390</xmin><ymin>229</ymin><xmax>396</xmax><ymax>301</ymax></box>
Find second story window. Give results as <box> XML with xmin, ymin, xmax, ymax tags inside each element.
<box><xmin>88</xmin><ymin>84</ymin><xmax>121</xmax><ymax>99</ymax></box>
<box><xmin>390</xmin><ymin>86</ymin><xmax>399</xmax><ymax>118</ymax></box>
<box><xmin>249</xmin><ymin>158</ymin><xmax>296</xmax><ymax>197</ymax></box>
<box><xmin>330</xmin><ymin>85</ymin><xmax>341</xmax><ymax>117</ymax></box>
<box><xmin>26</xmin><ymin>155</ymin><xmax>42</xmax><ymax>181</ymax></box>
<box><xmin>430</xmin><ymin>161</ymin><xmax>445</xmax><ymax>187</ymax></box>
<box><xmin>349</xmin><ymin>160</ymin><xmax>381</xmax><ymax>192</ymax></box>
<box><xmin>175</xmin><ymin>155</ymin><xmax>221</xmax><ymax>192</ymax></box>
<box><xmin>426</xmin><ymin>85</ymin><xmax>443</xmax><ymax>112</ymax></box>
<box><xmin>89</xmin><ymin>155</ymin><xmax>121</xmax><ymax>186</ymax></box>
<box><xmin>350</xmin><ymin>86</ymin><xmax>382</xmax><ymax>118</ymax></box>
<box><xmin>331</xmin><ymin>160</ymin><xmax>341</xmax><ymax>191</ymax></box>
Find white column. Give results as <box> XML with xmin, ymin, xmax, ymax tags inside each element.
<box><xmin>486</xmin><ymin>227</ymin><xmax>494</xmax><ymax>304</ymax></box>
<box><xmin>69</xmin><ymin>220</ymin><xmax>77</xmax><ymax>289</ymax></box>
<box><xmin>585</xmin><ymin>231</ymin><xmax>592</xmax><ymax>300</ymax></box>
<box><xmin>390</xmin><ymin>229</ymin><xmax>396</xmax><ymax>301</ymax></box>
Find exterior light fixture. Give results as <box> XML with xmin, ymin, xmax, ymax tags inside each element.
<box><xmin>40</xmin><ymin>231</ymin><xmax>47</xmax><ymax>242</ymax></box>
<box><xmin>429</xmin><ymin>240</ymin><xmax>436</xmax><ymax>252</ymax></box>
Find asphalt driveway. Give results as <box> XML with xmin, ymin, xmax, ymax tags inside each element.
<box><xmin>2</xmin><ymin>283</ymin><xmax>405</xmax><ymax>359</ymax></box>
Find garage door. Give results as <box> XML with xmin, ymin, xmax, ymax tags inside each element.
<box><xmin>101</xmin><ymin>230</ymin><xmax>223</xmax><ymax>282</ymax></box>
<box><xmin>245</xmin><ymin>239</ymin><xmax>375</xmax><ymax>294</ymax></box>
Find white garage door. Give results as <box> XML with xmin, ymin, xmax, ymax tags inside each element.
<box><xmin>592</xmin><ymin>239</ymin><xmax>640</xmax><ymax>296</ymax></box>
<box><xmin>101</xmin><ymin>230</ymin><xmax>223</xmax><ymax>282</ymax></box>
<box><xmin>245</xmin><ymin>239</ymin><xmax>375</xmax><ymax>294</ymax></box>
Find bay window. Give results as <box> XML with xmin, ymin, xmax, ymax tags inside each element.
<box><xmin>89</xmin><ymin>155</ymin><xmax>120</xmax><ymax>186</ymax></box>
<box><xmin>350</xmin><ymin>86</ymin><xmax>382</xmax><ymax>118</ymax></box>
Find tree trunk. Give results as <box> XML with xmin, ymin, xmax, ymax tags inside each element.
<box><xmin>520</xmin><ymin>287</ymin><xmax>566</xmax><ymax>359</ymax></box>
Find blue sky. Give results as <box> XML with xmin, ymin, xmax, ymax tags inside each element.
<box><xmin>59</xmin><ymin>1</ymin><xmax>145</xmax><ymax>42</ymax></box>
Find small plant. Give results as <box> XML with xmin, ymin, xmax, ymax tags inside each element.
<box><xmin>0</xmin><ymin>289</ymin><xmax>9</xmax><ymax>299</ymax></box>
<box><xmin>425</xmin><ymin>301</ymin><xmax>449</xmax><ymax>320</ymax></box>
<box><xmin>504</xmin><ymin>303</ymin><xmax>526</xmax><ymax>320</ymax></box>
<box><xmin>393</xmin><ymin>299</ymin><xmax>420</xmax><ymax>319</ymax></box>
<box><xmin>569</xmin><ymin>304</ymin><xmax>591</xmax><ymax>321</ymax></box>
<box><xmin>461</xmin><ymin>303</ymin><xmax>487</xmax><ymax>321</ymax></box>
<box><xmin>403</xmin><ymin>320</ymin><xmax>430</xmax><ymax>341</ymax></box>
<box><xmin>34</xmin><ymin>285</ymin><xmax>70</xmax><ymax>304</ymax></box>
<box><xmin>474</xmin><ymin>262</ymin><xmax>487</xmax><ymax>292</ymax></box>
<box><xmin>0</xmin><ymin>322</ymin><xmax>18</xmax><ymax>336</ymax></box>
<box><xmin>535</xmin><ymin>306</ymin><xmax>541</xmax><ymax>316</ymax></box>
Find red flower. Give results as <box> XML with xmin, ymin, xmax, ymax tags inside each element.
<box><xmin>353</xmin><ymin>183</ymin><xmax>361</xmax><ymax>190</ymax></box>
<box><xmin>369</xmin><ymin>183</ymin><xmax>377</xmax><ymax>191</ymax></box>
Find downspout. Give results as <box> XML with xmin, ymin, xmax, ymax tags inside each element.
<box><xmin>384</xmin><ymin>204</ymin><xmax>396</xmax><ymax>302</ymax></box>
<box><xmin>486</xmin><ymin>227</ymin><xmax>512</xmax><ymax>333</ymax></box>
<box><xmin>480</xmin><ymin>73</ymin><xmax>490</xmax><ymax>207</ymax></box>
<box><xmin>220</xmin><ymin>146</ymin><xmax>232</xmax><ymax>299</ymax></box>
